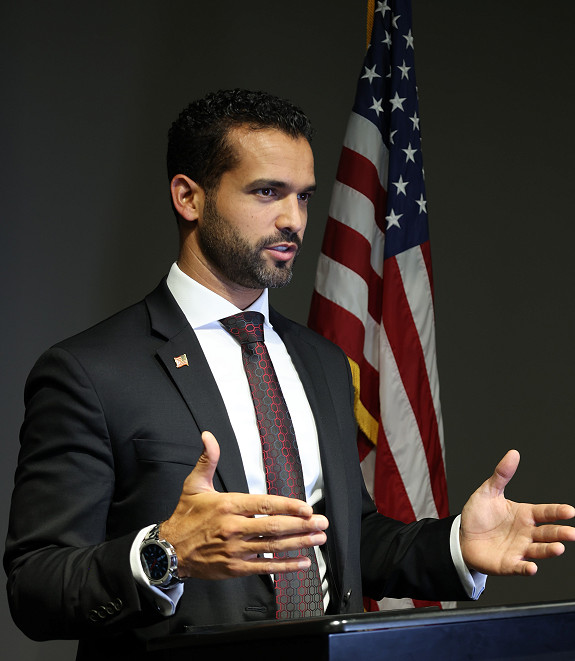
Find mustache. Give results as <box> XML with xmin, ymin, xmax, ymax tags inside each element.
<box><xmin>258</xmin><ymin>230</ymin><xmax>302</xmax><ymax>251</ymax></box>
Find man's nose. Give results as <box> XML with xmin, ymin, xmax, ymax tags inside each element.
<box><xmin>275</xmin><ymin>195</ymin><xmax>306</xmax><ymax>234</ymax></box>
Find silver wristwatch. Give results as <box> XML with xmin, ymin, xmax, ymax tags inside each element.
<box><xmin>139</xmin><ymin>524</ymin><xmax>182</xmax><ymax>588</ymax></box>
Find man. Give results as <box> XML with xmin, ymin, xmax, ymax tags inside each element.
<box><xmin>5</xmin><ymin>89</ymin><xmax>575</xmax><ymax>659</ymax></box>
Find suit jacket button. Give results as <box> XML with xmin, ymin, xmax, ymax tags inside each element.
<box><xmin>88</xmin><ymin>610</ymin><xmax>99</xmax><ymax>622</ymax></box>
<box><xmin>97</xmin><ymin>606</ymin><xmax>108</xmax><ymax>619</ymax></box>
<box><xmin>112</xmin><ymin>598</ymin><xmax>123</xmax><ymax>611</ymax></box>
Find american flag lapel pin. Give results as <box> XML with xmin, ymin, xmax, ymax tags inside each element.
<box><xmin>174</xmin><ymin>354</ymin><xmax>189</xmax><ymax>368</ymax></box>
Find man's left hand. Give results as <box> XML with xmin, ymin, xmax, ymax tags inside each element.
<box><xmin>460</xmin><ymin>449</ymin><xmax>575</xmax><ymax>575</ymax></box>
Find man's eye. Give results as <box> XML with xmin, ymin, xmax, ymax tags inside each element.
<box><xmin>298</xmin><ymin>192</ymin><xmax>313</xmax><ymax>203</ymax></box>
<box><xmin>257</xmin><ymin>188</ymin><xmax>274</xmax><ymax>197</ymax></box>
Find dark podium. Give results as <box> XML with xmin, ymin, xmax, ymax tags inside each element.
<box><xmin>149</xmin><ymin>600</ymin><xmax>575</xmax><ymax>660</ymax></box>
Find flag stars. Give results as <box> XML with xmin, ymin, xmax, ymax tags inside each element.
<box><xmin>389</xmin><ymin>92</ymin><xmax>406</xmax><ymax>112</ymax></box>
<box><xmin>389</xmin><ymin>129</ymin><xmax>398</xmax><ymax>145</ymax></box>
<box><xmin>416</xmin><ymin>194</ymin><xmax>427</xmax><ymax>214</ymax></box>
<box><xmin>376</xmin><ymin>0</ymin><xmax>391</xmax><ymax>17</ymax></box>
<box><xmin>397</xmin><ymin>60</ymin><xmax>411</xmax><ymax>80</ymax></box>
<box><xmin>386</xmin><ymin>209</ymin><xmax>403</xmax><ymax>229</ymax></box>
<box><xmin>392</xmin><ymin>175</ymin><xmax>409</xmax><ymax>196</ymax></box>
<box><xmin>382</xmin><ymin>31</ymin><xmax>392</xmax><ymax>47</ymax></box>
<box><xmin>410</xmin><ymin>112</ymin><xmax>420</xmax><ymax>130</ymax></box>
<box><xmin>403</xmin><ymin>29</ymin><xmax>414</xmax><ymax>49</ymax></box>
<box><xmin>402</xmin><ymin>142</ymin><xmax>417</xmax><ymax>163</ymax></box>
<box><xmin>362</xmin><ymin>64</ymin><xmax>381</xmax><ymax>83</ymax></box>
<box><xmin>392</xmin><ymin>14</ymin><xmax>401</xmax><ymax>29</ymax></box>
<box><xmin>370</xmin><ymin>97</ymin><xmax>384</xmax><ymax>116</ymax></box>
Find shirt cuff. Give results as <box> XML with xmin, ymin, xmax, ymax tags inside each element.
<box><xmin>130</xmin><ymin>525</ymin><xmax>184</xmax><ymax>616</ymax></box>
<box><xmin>450</xmin><ymin>514</ymin><xmax>487</xmax><ymax>600</ymax></box>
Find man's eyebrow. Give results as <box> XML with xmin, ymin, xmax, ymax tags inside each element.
<box><xmin>248</xmin><ymin>179</ymin><xmax>317</xmax><ymax>192</ymax></box>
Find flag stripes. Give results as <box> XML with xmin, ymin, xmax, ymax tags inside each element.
<box><xmin>308</xmin><ymin>0</ymin><xmax>449</xmax><ymax>611</ymax></box>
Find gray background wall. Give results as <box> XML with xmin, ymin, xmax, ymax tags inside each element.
<box><xmin>2</xmin><ymin>1</ymin><xmax>575</xmax><ymax>658</ymax></box>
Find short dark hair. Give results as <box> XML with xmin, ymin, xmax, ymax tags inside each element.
<box><xmin>167</xmin><ymin>89</ymin><xmax>313</xmax><ymax>193</ymax></box>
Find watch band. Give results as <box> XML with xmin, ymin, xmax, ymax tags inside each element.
<box><xmin>140</xmin><ymin>524</ymin><xmax>183</xmax><ymax>588</ymax></box>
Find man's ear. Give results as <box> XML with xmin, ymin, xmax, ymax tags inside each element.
<box><xmin>170</xmin><ymin>174</ymin><xmax>205</xmax><ymax>222</ymax></box>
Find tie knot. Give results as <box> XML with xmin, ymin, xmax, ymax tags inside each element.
<box><xmin>220</xmin><ymin>311</ymin><xmax>264</xmax><ymax>345</ymax></box>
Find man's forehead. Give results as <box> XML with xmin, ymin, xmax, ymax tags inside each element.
<box><xmin>227</xmin><ymin>125</ymin><xmax>313</xmax><ymax>165</ymax></box>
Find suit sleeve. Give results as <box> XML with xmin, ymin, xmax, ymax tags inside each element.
<box><xmin>360</xmin><ymin>503</ymin><xmax>469</xmax><ymax>601</ymax></box>
<box><xmin>4</xmin><ymin>347</ymin><xmax>165</xmax><ymax>641</ymax></box>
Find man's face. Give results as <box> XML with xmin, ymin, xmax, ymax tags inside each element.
<box><xmin>196</xmin><ymin>126</ymin><xmax>316</xmax><ymax>291</ymax></box>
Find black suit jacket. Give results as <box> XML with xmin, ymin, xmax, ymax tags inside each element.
<box><xmin>5</xmin><ymin>280</ymin><xmax>468</xmax><ymax>658</ymax></box>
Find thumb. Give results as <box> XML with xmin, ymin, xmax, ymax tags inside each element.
<box><xmin>487</xmin><ymin>449</ymin><xmax>520</xmax><ymax>494</ymax></box>
<box><xmin>183</xmin><ymin>431</ymin><xmax>220</xmax><ymax>495</ymax></box>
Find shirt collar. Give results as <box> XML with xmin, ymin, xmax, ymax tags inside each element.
<box><xmin>166</xmin><ymin>262</ymin><xmax>270</xmax><ymax>329</ymax></box>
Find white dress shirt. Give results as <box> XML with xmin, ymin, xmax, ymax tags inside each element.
<box><xmin>167</xmin><ymin>264</ymin><xmax>324</xmax><ymax>507</ymax></box>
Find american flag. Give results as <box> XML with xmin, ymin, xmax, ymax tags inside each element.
<box><xmin>309</xmin><ymin>0</ymin><xmax>449</xmax><ymax>610</ymax></box>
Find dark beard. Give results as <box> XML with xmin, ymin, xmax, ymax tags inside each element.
<box><xmin>198</xmin><ymin>196</ymin><xmax>301</xmax><ymax>289</ymax></box>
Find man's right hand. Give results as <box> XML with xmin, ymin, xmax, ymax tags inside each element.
<box><xmin>159</xmin><ymin>431</ymin><xmax>329</xmax><ymax>579</ymax></box>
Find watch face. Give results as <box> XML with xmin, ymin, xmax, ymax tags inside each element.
<box><xmin>141</xmin><ymin>543</ymin><xmax>169</xmax><ymax>582</ymax></box>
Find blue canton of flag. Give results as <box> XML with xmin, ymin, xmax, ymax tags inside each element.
<box><xmin>355</xmin><ymin>0</ymin><xmax>428</xmax><ymax>259</ymax></box>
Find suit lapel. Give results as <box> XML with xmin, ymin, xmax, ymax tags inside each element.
<box><xmin>144</xmin><ymin>284</ymin><xmax>349</xmax><ymax>529</ymax></box>
<box><xmin>146</xmin><ymin>280</ymin><xmax>249</xmax><ymax>494</ymax></box>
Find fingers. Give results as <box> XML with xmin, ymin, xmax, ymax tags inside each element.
<box><xmin>200</xmin><ymin>430</ymin><xmax>220</xmax><ymax>465</ymax></box>
<box><xmin>241</xmin><ymin>529</ymin><xmax>327</xmax><ymax>557</ymax></box>
<box><xmin>487</xmin><ymin>449</ymin><xmax>520</xmax><ymax>494</ymax></box>
<box><xmin>252</xmin><ymin>510</ymin><xmax>328</xmax><ymax>535</ymax></box>
<box><xmin>505</xmin><ymin>541</ymin><xmax>565</xmax><ymax>578</ymax></box>
<box><xmin>172</xmin><ymin>503</ymin><xmax>328</xmax><ymax>580</ymax></box>
<box><xmin>182</xmin><ymin>431</ymin><xmax>220</xmax><ymax>495</ymax></box>
<box><xmin>525</xmin><ymin>540</ymin><xmax>566</xmax><ymax>559</ymax></box>
<box><xmin>557</xmin><ymin>504</ymin><xmax>575</xmax><ymax>520</ymax></box>
<box><xmin>242</xmin><ymin>554</ymin><xmax>315</xmax><ymax>576</ymax></box>
<box><xmin>531</xmin><ymin>523</ymin><xmax>575</xmax><ymax>544</ymax></box>
<box><xmin>530</xmin><ymin>503</ymin><xmax>575</xmax><ymax>523</ymax></box>
<box><xmin>232</xmin><ymin>510</ymin><xmax>328</xmax><ymax>565</ymax></box>
<box><xmin>219</xmin><ymin>492</ymin><xmax>315</xmax><ymax>519</ymax></box>
<box><xmin>501</xmin><ymin>525</ymin><xmax>575</xmax><ymax>576</ymax></box>
<box><xmin>213</xmin><ymin>529</ymin><xmax>327</xmax><ymax>577</ymax></box>
<box><xmin>228</xmin><ymin>553</ymin><xmax>314</xmax><ymax>577</ymax></box>
<box><xmin>178</xmin><ymin>488</ymin><xmax>315</xmax><ymax>520</ymax></box>
<box><xmin>225</xmin><ymin>505</ymin><xmax>328</xmax><ymax>545</ymax></box>
<box><xmin>513</xmin><ymin>560</ymin><xmax>538</xmax><ymax>576</ymax></box>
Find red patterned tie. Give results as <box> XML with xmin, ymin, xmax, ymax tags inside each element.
<box><xmin>220</xmin><ymin>311</ymin><xmax>324</xmax><ymax>619</ymax></box>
